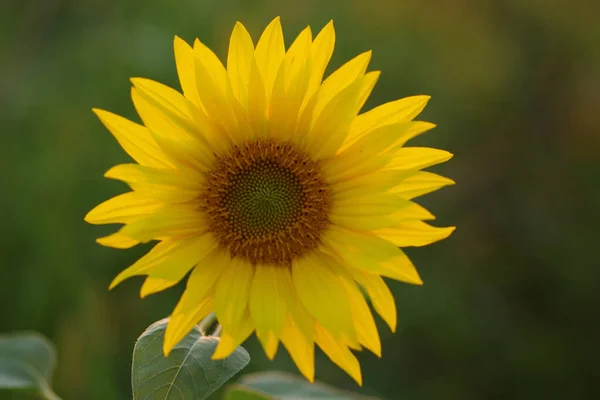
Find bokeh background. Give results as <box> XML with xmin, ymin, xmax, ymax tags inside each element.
<box><xmin>1</xmin><ymin>0</ymin><xmax>599</xmax><ymax>398</ymax></box>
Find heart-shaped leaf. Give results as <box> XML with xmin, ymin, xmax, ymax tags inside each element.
<box><xmin>132</xmin><ymin>318</ymin><xmax>250</xmax><ymax>400</ymax></box>
<box><xmin>0</xmin><ymin>332</ymin><xmax>61</xmax><ymax>399</ymax></box>
<box><xmin>225</xmin><ymin>372</ymin><xmax>382</xmax><ymax>400</ymax></box>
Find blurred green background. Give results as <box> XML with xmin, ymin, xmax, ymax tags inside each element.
<box><xmin>1</xmin><ymin>0</ymin><xmax>599</xmax><ymax>398</ymax></box>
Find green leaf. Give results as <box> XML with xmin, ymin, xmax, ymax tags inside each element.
<box><xmin>132</xmin><ymin>318</ymin><xmax>250</xmax><ymax>400</ymax></box>
<box><xmin>226</xmin><ymin>372</ymin><xmax>382</xmax><ymax>400</ymax></box>
<box><xmin>225</xmin><ymin>386</ymin><xmax>272</xmax><ymax>400</ymax></box>
<box><xmin>0</xmin><ymin>332</ymin><xmax>61</xmax><ymax>400</ymax></box>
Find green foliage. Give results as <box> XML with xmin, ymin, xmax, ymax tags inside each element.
<box><xmin>225</xmin><ymin>387</ymin><xmax>272</xmax><ymax>400</ymax></box>
<box><xmin>226</xmin><ymin>372</ymin><xmax>380</xmax><ymax>400</ymax></box>
<box><xmin>132</xmin><ymin>319</ymin><xmax>250</xmax><ymax>400</ymax></box>
<box><xmin>0</xmin><ymin>333</ymin><xmax>61</xmax><ymax>400</ymax></box>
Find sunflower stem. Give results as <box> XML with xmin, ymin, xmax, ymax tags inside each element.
<box><xmin>212</xmin><ymin>324</ymin><xmax>223</xmax><ymax>337</ymax></box>
<box><xmin>197</xmin><ymin>312</ymin><xmax>218</xmax><ymax>336</ymax></box>
<box><xmin>42</xmin><ymin>386</ymin><xmax>62</xmax><ymax>400</ymax></box>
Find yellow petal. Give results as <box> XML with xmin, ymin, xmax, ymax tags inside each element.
<box><xmin>193</xmin><ymin>38</ymin><xmax>229</xmax><ymax>94</ymax></box>
<box><xmin>194</xmin><ymin>38</ymin><xmax>253</xmax><ymax>146</ymax></box>
<box><xmin>139</xmin><ymin>248</ymin><xmax>222</xmax><ymax>300</ymax></box>
<box><xmin>322</xmin><ymin>122</ymin><xmax>412</xmax><ymax>182</ymax></box>
<box><xmin>163</xmin><ymin>296</ymin><xmax>213</xmax><ymax>356</ymax></box>
<box><xmin>307</xmin><ymin>76</ymin><xmax>365</xmax><ymax>160</ymax></box>
<box><xmin>247</xmin><ymin>58</ymin><xmax>268</xmax><ymax>137</ymax></box>
<box><xmin>130</xmin><ymin>86</ymin><xmax>214</xmax><ymax>171</ymax></box>
<box><xmin>85</xmin><ymin>192</ymin><xmax>163</xmax><ymax>225</ymax></box>
<box><xmin>375</xmin><ymin>221</ymin><xmax>456</xmax><ymax>247</ymax></box>
<box><xmin>391</xmin><ymin>171</ymin><xmax>455</xmax><ymax>199</ymax></box>
<box><xmin>394</xmin><ymin>121</ymin><xmax>437</xmax><ymax>147</ymax></box>
<box><xmin>117</xmin><ymin>207</ymin><xmax>207</xmax><ymax>243</ymax></box>
<box><xmin>324</xmin><ymin>154</ymin><xmax>392</xmax><ymax>188</ymax></box>
<box><xmin>109</xmin><ymin>235</ymin><xmax>214</xmax><ymax>289</ymax></box>
<box><xmin>355</xmin><ymin>71</ymin><xmax>380</xmax><ymax>115</ymax></box>
<box><xmin>254</xmin><ymin>17</ymin><xmax>285</xmax><ymax>105</ymax></box>
<box><xmin>330</xmin><ymin>169</ymin><xmax>414</xmax><ymax>198</ymax></box>
<box><xmin>322</xmin><ymin>225</ymin><xmax>420</xmax><ymax>282</ymax></box>
<box><xmin>212</xmin><ymin>311</ymin><xmax>254</xmax><ymax>360</ymax></box>
<box><xmin>135</xmin><ymin>63</ymin><xmax>224</xmax><ymax>154</ymax></box>
<box><xmin>305</xmin><ymin>20</ymin><xmax>335</xmax><ymax>102</ymax></box>
<box><xmin>96</xmin><ymin>232</ymin><xmax>138</xmax><ymax>249</ymax></box>
<box><xmin>175</xmin><ymin>249</ymin><xmax>227</xmax><ymax>300</ymax></box>
<box><xmin>294</xmin><ymin>88</ymin><xmax>320</xmax><ymax>150</ymax></box>
<box><xmin>315</xmin><ymin>323</ymin><xmax>362</xmax><ymax>386</ymax></box>
<box><xmin>249</xmin><ymin>265</ymin><xmax>289</xmax><ymax>359</ymax></box>
<box><xmin>330</xmin><ymin>198</ymin><xmax>428</xmax><ymax>230</ymax></box>
<box><xmin>351</xmin><ymin>271</ymin><xmax>397</xmax><ymax>332</ymax></box>
<box><xmin>313</xmin><ymin>51</ymin><xmax>371</xmax><ymax>119</ymax></box>
<box><xmin>343</xmin><ymin>279</ymin><xmax>381</xmax><ymax>356</ymax></box>
<box><xmin>269</xmin><ymin>26</ymin><xmax>312</xmax><ymax>142</ymax></box>
<box><xmin>349</xmin><ymin>95</ymin><xmax>431</xmax><ymax>141</ymax></box>
<box><xmin>282</xmin><ymin>27</ymin><xmax>313</xmax><ymax>89</ymax></box>
<box><xmin>104</xmin><ymin>163</ymin><xmax>203</xmax><ymax>203</ymax></box>
<box><xmin>380</xmin><ymin>252</ymin><xmax>423</xmax><ymax>285</ymax></box>
<box><xmin>344</xmin><ymin>120</ymin><xmax>439</xmax><ymax>157</ymax></box>
<box><xmin>293</xmin><ymin>22</ymin><xmax>336</xmax><ymax>142</ymax></box>
<box><xmin>333</xmin><ymin>213</ymin><xmax>409</xmax><ymax>231</ymax></box>
<box><xmin>173</xmin><ymin>36</ymin><xmax>201</xmax><ymax>106</ymax></box>
<box><xmin>162</xmin><ymin>251</ymin><xmax>228</xmax><ymax>355</ymax></box>
<box><xmin>148</xmin><ymin>234</ymin><xmax>218</xmax><ymax>282</ymax></box>
<box><xmin>386</xmin><ymin>202</ymin><xmax>436</xmax><ymax>222</ymax></box>
<box><xmin>140</xmin><ymin>276</ymin><xmax>178</xmax><ymax>298</ymax></box>
<box><xmin>214</xmin><ymin>257</ymin><xmax>254</xmax><ymax>329</ymax></box>
<box><xmin>131</xmin><ymin>77</ymin><xmax>198</xmax><ymax>130</ymax></box>
<box><xmin>383</xmin><ymin>256</ymin><xmax>423</xmax><ymax>284</ymax></box>
<box><xmin>193</xmin><ymin>44</ymin><xmax>241</xmax><ymax>140</ymax></box>
<box><xmin>331</xmin><ymin>193</ymin><xmax>412</xmax><ymax>217</ymax></box>
<box><xmin>280</xmin><ymin>314</ymin><xmax>315</xmax><ymax>382</ymax></box>
<box><xmin>227</xmin><ymin>22</ymin><xmax>254</xmax><ymax>107</ymax></box>
<box><xmin>387</xmin><ymin>147</ymin><xmax>453</xmax><ymax>171</ymax></box>
<box><xmin>292</xmin><ymin>253</ymin><xmax>356</xmax><ymax>342</ymax></box>
<box><xmin>279</xmin><ymin>280</ymin><xmax>315</xmax><ymax>343</ymax></box>
<box><xmin>92</xmin><ymin>109</ymin><xmax>171</xmax><ymax>168</ymax></box>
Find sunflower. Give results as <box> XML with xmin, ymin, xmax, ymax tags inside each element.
<box><xmin>86</xmin><ymin>17</ymin><xmax>454</xmax><ymax>384</ymax></box>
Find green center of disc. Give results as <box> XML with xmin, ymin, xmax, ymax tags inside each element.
<box><xmin>222</xmin><ymin>159</ymin><xmax>305</xmax><ymax>238</ymax></box>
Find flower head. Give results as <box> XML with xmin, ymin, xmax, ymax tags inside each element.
<box><xmin>86</xmin><ymin>17</ymin><xmax>455</xmax><ymax>384</ymax></box>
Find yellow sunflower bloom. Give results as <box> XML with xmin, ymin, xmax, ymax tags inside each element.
<box><xmin>86</xmin><ymin>17</ymin><xmax>455</xmax><ymax>385</ymax></box>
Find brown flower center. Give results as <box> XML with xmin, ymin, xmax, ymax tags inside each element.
<box><xmin>203</xmin><ymin>139</ymin><xmax>330</xmax><ymax>265</ymax></box>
